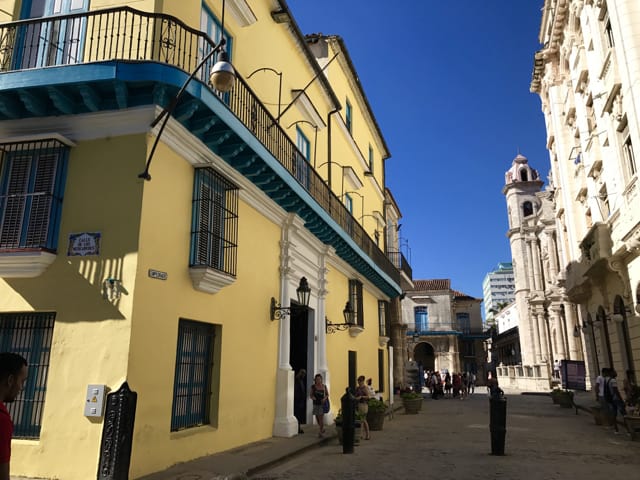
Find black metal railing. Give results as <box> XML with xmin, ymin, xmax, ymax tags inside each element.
<box><xmin>0</xmin><ymin>7</ymin><xmax>400</xmax><ymax>287</ymax></box>
<box><xmin>386</xmin><ymin>251</ymin><xmax>412</xmax><ymax>280</ymax></box>
<box><xmin>407</xmin><ymin>322</ymin><xmax>486</xmax><ymax>336</ymax></box>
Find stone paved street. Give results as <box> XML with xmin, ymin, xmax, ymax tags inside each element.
<box><xmin>252</xmin><ymin>391</ymin><xmax>640</xmax><ymax>480</ymax></box>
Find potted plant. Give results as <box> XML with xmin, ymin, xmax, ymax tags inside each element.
<box><xmin>401</xmin><ymin>391</ymin><xmax>423</xmax><ymax>414</ymax></box>
<box><xmin>366</xmin><ymin>398</ymin><xmax>387</xmax><ymax>431</ymax></box>
<box><xmin>550</xmin><ymin>388</ymin><xmax>573</xmax><ymax>408</ymax></box>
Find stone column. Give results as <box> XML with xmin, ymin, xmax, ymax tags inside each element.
<box><xmin>389</xmin><ymin>297</ymin><xmax>406</xmax><ymax>389</ymax></box>
<box><xmin>531</xmin><ymin>239</ymin><xmax>543</xmax><ymax>291</ymax></box>
<box><xmin>547</xmin><ymin>231</ymin><xmax>559</xmax><ymax>278</ymax></box>
<box><xmin>531</xmin><ymin>310</ymin><xmax>542</xmax><ymax>363</ymax></box>
<box><xmin>273</xmin><ymin>266</ymin><xmax>297</xmax><ymax>437</ymax></box>
<box><xmin>564</xmin><ymin>302</ymin><xmax>580</xmax><ymax>360</ymax></box>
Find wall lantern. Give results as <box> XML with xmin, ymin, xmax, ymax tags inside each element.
<box><xmin>270</xmin><ymin>277</ymin><xmax>311</xmax><ymax>321</ymax></box>
<box><xmin>326</xmin><ymin>301</ymin><xmax>355</xmax><ymax>334</ymax></box>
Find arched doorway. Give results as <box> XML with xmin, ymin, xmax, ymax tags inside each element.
<box><xmin>414</xmin><ymin>342</ymin><xmax>435</xmax><ymax>371</ymax></box>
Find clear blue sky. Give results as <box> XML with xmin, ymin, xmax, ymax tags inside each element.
<box><xmin>286</xmin><ymin>1</ymin><xmax>549</xmax><ymax>299</ymax></box>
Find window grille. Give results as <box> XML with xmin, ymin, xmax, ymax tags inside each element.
<box><xmin>349</xmin><ymin>279</ymin><xmax>364</xmax><ymax>327</ymax></box>
<box><xmin>0</xmin><ymin>139</ymin><xmax>69</xmax><ymax>251</ymax></box>
<box><xmin>171</xmin><ymin>319</ymin><xmax>215</xmax><ymax>431</ymax></box>
<box><xmin>190</xmin><ymin>167</ymin><xmax>239</xmax><ymax>276</ymax></box>
<box><xmin>0</xmin><ymin>312</ymin><xmax>55</xmax><ymax>439</ymax></box>
<box><xmin>378</xmin><ymin>300</ymin><xmax>389</xmax><ymax>337</ymax></box>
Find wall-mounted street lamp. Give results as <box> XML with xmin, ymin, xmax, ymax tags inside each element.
<box><xmin>326</xmin><ymin>301</ymin><xmax>356</xmax><ymax>333</ymax></box>
<box><xmin>247</xmin><ymin>67</ymin><xmax>283</xmax><ymax>122</ymax></box>
<box><xmin>270</xmin><ymin>277</ymin><xmax>311</xmax><ymax>321</ymax></box>
<box><xmin>138</xmin><ymin>0</ymin><xmax>235</xmax><ymax>181</ymax></box>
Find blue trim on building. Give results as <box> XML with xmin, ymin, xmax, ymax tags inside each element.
<box><xmin>0</xmin><ymin>61</ymin><xmax>401</xmax><ymax>296</ymax></box>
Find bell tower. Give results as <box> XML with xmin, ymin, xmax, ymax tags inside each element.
<box><xmin>502</xmin><ymin>154</ymin><xmax>544</xmax><ymax>366</ymax></box>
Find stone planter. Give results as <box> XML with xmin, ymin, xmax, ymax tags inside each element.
<box><xmin>550</xmin><ymin>390</ymin><xmax>573</xmax><ymax>408</ymax></box>
<box><xmin>367</xmin><ymin>409</ymin><xmax>385</xmax><ymax>431</ymax></box>
<box><xmin>556</xmin><ymin>391</ymin><xmax>574</xmax><ymax>408</ymax></box>
<box><xmin>591</xmin><ymin>405</ymin><xmax>604</xmax><ymax>425</ymax></box>
<box><xmin>624</xmin><ymin>415</ymin><xmax>640</xmax><ymax>441</ymax></box>
<box><xmin>402</xmin><ymin>396</ymin><xmax>423</xmax><ymax>414</ymax></box>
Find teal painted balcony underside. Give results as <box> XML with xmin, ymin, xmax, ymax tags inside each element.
<box><xmin>0</xmin><ymin>61</ymin><xmax>401</xmax><ymax>297</ymax></box>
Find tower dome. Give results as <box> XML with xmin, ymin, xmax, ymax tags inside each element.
<box><xmin>505</xmin><ymin>153</ymin><xmax>540</xmax><ymax>185</ymax></box>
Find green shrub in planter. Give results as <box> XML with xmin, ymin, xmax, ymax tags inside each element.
<box><xmin>366</xmin><ymin>398</ymin><xmax>387</xmax><ymax>431</ymax></box>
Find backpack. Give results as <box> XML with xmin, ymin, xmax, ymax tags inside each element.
<box><xmin>603</xmin><ymin>379</ymin><xmax>614</xmax><ymax>403</ymax></box>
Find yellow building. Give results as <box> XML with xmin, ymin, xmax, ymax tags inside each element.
<box><xmin>0</xmin><ymin>1</ymin><xmax>409</xmax><ymax>478</ymax></box>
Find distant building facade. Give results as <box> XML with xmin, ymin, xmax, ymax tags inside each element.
<box><xmin>401</xmin><ymin>279</ymin><xmax>487</xmax><ymax>386</ymax></box>
<box><xmin>529</xmin><ymin>0</ymin><xmax>640</xmax><ymax>391</ymax></box>
<box><xmin>482</xmin><ymin>262</ymin><xmax>516</xmax><ymax>322</ymax></box>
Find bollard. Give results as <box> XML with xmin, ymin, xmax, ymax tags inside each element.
<box><xmin>341</xmin><ymin>387</ymin><xmax>356</xmax><ymax>454</ymax></box>
<box><xmin>489</xmin><ymin>396</ymin><xmax>507</xmax><ymax>455</ymax></box>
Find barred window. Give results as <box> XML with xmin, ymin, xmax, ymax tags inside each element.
<box><xmin>171</xmin><ymin>319</ymin><xmax>216</xmax><ymax>431</ymax></box>
<box><xmin>0</xmin><ymin>312</ymin><xmax>55</xmax><ymax>439</ymax></box>
<box><xmin>349</xmin><ymin>279</ymin><xmax>364</xmax><ymax>328</ymax></box>
<box><xmin>378</xmin><ymin>300</ymin><xmax>389</xmax><ymax>337</ymax></box>
<box><xmin>190</xmin><ymin>167</ymin><xmax>239</xmax><ymax>276</ymax></box>
<box><xmin>0</xmin><ymin>139</ymin><xmax>69</xmax><ymax>252</ymax></box>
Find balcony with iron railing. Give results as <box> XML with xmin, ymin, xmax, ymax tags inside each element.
<box><xmin>406</xmin><ymin>322</ymin><xmax>488</xmax><ymax>338</ymax></box>
<box><xmin>386</xmin><ymin>250</ymin><xmax>412</xmax><ymax>281</ymax></box>
<box><xmin>0</xmin><ymin>7</ymin><xmax>401</xmax><ymax>294</ymax></box>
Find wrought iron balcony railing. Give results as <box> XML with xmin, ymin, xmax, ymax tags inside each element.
<box><xmin>0</xmin><ymin>7</ymin><xmax>400</xmax><ymax>287</ymax></box>
<box><xmin>407</xmin><ymin>322</ymin><xmax>486</xmax><ymax>337</ymax></box>
<box><xmin>386</xmin><ymin>250</ymin><xmax>412</xmax><ymax>280</ymax></box>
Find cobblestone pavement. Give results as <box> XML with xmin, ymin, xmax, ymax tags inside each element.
<box><xmin>252</xmin><ymin>392</ymin><xmax>640</xmax><ymax>480</ymax></box>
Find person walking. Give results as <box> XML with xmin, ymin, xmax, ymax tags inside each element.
<box><xmin>310</xmin><ymin>374</ymin><xmax>329</xmax><ymax>437</ymax></box>
<box><xmin>355</xmin><ymin>376</ymin><xmax>371</xmax><ymax>440</ymax></box>
<box><xmin>0</xmin><ymin>353</ymin><xmax>28</xmax><ymax>480</ymax></box>
<box><xmin>294</xmin><ymin>369</ymin><xmax>306</xmax><ymax>434</ymax></box>
<box><xmin>604</xmin><ymin>369</ymin><xmax>625</xmax><ymax>434</ymax></box>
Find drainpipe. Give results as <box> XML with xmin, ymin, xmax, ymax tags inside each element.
<box><xmin>327</xmin><ymin>108</ymin><xmax>340</xmax><ymax>189</ymax></box>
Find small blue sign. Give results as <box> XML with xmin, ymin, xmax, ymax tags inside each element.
<box><xmin>68</xmin><ymin>232</ymin><xmax>101</xmax><ymax>256</ymax></box>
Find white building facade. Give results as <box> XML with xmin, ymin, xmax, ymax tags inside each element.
<box><xmin>482</xmin><ymin>262</ymin><xmax>516</xmax><ymax>322</ymax></box>
<box><xmin>525</xmin><ymin>0</ymin><xmax>640</xmax><ymax>391</ymax></box>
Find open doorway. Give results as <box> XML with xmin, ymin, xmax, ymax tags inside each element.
<box><xmin>290</xmin><ymin>304</ymin><xmax>312</xmax><ymax>426</ymax></box>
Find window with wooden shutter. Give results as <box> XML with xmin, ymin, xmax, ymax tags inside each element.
<box><xmin>0</xmin><ymin>139</ymin><xmax>68</xmax><ymax>252</ymax></box>
<box><xmin>190</xmin><ymin>167</ymin><xmax>238</xmax><ymax>277</ymax></box>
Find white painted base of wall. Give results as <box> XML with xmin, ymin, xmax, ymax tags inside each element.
<box><xmin>273</xmin><ymin>367</ymin><xmax>298</xmax><ymax>437</ymax></box>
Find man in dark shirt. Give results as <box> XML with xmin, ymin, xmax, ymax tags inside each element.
<box><xmin>0</xmin><ymin>353</ymin><xmax>28</xmax><ymax>480</ymax></box>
